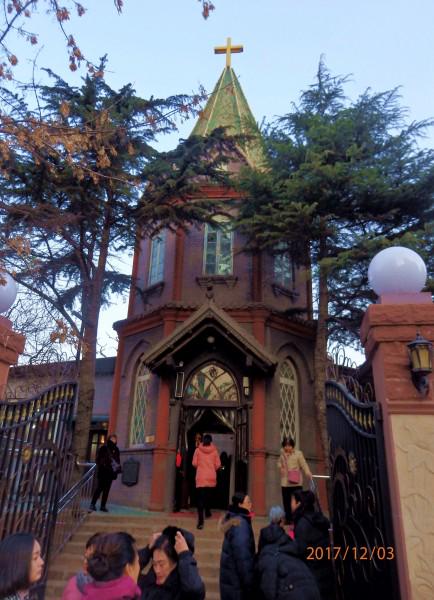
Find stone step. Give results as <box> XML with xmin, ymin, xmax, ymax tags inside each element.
<box><xmin>45</xmin><ymin>511</ymin><xmax>267</xmax><ymax>600</ymax></box>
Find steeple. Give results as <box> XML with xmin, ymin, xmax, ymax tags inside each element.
<box><xmin>191</xmin><ymin>38</ymin><xmax>266</xmax><ymax>169</ymax></box>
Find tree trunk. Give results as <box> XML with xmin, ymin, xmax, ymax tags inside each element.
<box><xmin>73</xmin><ymin>317</ymin><xmax>98</xmax><ymax>462</ymax></box>
<box><xmin>313</xmin><ymin>244</ymin><xmax>330</xmax><ymax>473</ymax></box>
<box><xmin>72</xmin><ymin>202</ymin><xmax>112</xmax><ymax>462</ymax></box>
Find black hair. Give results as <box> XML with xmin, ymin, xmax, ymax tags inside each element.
<box><xmin>282</xmin><ymin>437</ymin><xmax>295</xmax><ymax>448</ymax></box>
<box><xmin>301</xmin><ymin>490</ymin><xmax>316</xmax><ymax>511</ymax></box>
<box><xmin>161</xmin><ymin>526</ymin><xmax>194</xmax><ymax>553</ymax></box>
<box><xmin>86</xmin><ymin>532</ymin><xmax>137</xmax><ymax>582</ymax></box>
<box><xmin>85</xmin><ymin>532</ymin><xmax>101</xmax><ymax>550</ymax></box>
<box><xmin>0</xmin><ymin>532</ymin><xmax>40</xmax><ymax>597</ymax></box>
<box><xmin>231</xmin><ymin>491</ymin><xmax>247</xmax><ymax>507</ymax></box>
<box><xmin>152</xmin><ymin>534</ymin><xmax>178</xmax><ymax>565</ymax></box>
<box><xmin>293</xmin><ymin>489</ymin><xmax>304</xmax><ymax>505</ymax></box>
<box><xmin>293</xmin><ymin>490</ymin><xmax>316</xmax><ymax>515</ymax></box>
<box><xmin>202</xmin><ymin>434</ymin><xmax>212</xmax><ymax>446</ymax></box>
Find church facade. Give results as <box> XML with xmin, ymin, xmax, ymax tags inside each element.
<box><xmin>108</xmin><ymin>43</ymin><xmax>323</xmax><ymax>515</ymax></box>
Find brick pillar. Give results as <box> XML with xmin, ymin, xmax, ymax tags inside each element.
<box><xmin>250</xmin><ymin>310</ymin><xmax>267</xmax><ymax>516</ymax></box>
<box><xmin>149</xmin><ymin>378</ymin><xmax>172</xmax><ymax>511</ymax></box>
<box><xmin>173</xmin><ymin>228</ymin><xmax>185</xmax><ymax>302</ymax></box>
<box><xmin>0</xmin><ymin>316</ymin><xmax>25</xmax><ymax>399</ymax></box>
<box><xmin>360</xmin><ymin>293</ymin><xmax>434</xmax><ymax>600</ymax></box>
<box><xmin>149</xmin><ymin>313</ymin><xmax>177</xmax><ymax>511</ymax></box>
<box><xmin>251</xmin><ymin>377</ymin><xmax>266</xmax><ymax>515</ymax></box>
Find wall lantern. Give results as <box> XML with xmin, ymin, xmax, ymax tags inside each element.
<box><xmin>242</xmin><ymin>376</ymin><xmax>250</xmax><ymax>397</ymax></box>
<box><xmin>407</xmin><ymin>333</ymin><xmax>432</xmax><ymax>396</ymax></box>
<box><xmin>174</xmin><ymin>362</ymin><xmax>185</xmax><ymax>399</ymax></box>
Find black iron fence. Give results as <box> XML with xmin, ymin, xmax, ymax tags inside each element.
<box><xmin>326</xmin><ymin>379</ymin><xmax>400</xmax><ymax>600</ymax></box>
<box><xmin>0</xmin><ymin>382</ymin><xmax>76</xmax><ymax>589</ymax></box>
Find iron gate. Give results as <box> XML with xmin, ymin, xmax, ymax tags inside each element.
<box><xmin>326</xmin><ymin>379</ymin><xmax>400</xmax><ymax>600</ymax></box>
<box><xmin>0</xmin><ymin>382</ymin><xmax>76</xmax><ymax>564</ymax></box>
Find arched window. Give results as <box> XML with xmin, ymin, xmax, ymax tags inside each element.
<box><xmin>274</xmin><ymin>244</ymin><xmax>293</xmax><ymax>288</ymax></box>
<box><xmin>130</xmin><ymin>363</ymin><xmax>151</xmax><ymax>445</ymax></box>
<box><xmin>279</xmin><ymin>360</ymin><xmax>299</xmax><ymax>443</ymax></box>
<box><xmin>185</xmin><ymin>363</ymin><xmax>238</xmax><ymax>403</ymax></box>
<box><xmin>148</xmin><ymin>230</ymin><xmax>166</xmax><ymax>285</ymax></box>
<box><xmin>203</xmin><ymin>216</ymin><xmax>233</xmax><ymax>275</ymax></box>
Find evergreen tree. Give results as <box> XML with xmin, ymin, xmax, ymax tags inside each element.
<box><xmin>235</xmin><ymin>60</ymin><xmax>434</xmax><ymax>459</ymax></box>
<box><xmin>0</xmin><ymin>64</ymin><xmax>231</xmax><ymax>461</ymax></box>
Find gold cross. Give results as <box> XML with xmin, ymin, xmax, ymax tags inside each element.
<box><xmin>214</xmin><ymin>37</ymin><xmax>243</xmax><ymax>68</ymax></box>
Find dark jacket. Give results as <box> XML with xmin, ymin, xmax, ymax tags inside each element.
<box><xmin>138</xmin><ymin>528</ymin><xmax>204</xmax><ymax>600</ymax></box>
<box><xmin>256</xmin><ymin>523</ymin><xmax>320</xmax><ymax>600</ymax></box>
<box><xmin>293</xmin><ymin>510</ymin><xmax>335</xmax><ymax>600</ymax></box>
<box><xmin>139</xmin><ymin>550</ymin><xmax>205</xmax><ymax>600</ymax></box>
<box><xmin>219</xmin><ymin>505</ymin><xmax>256</xmax><ymax>600</ymax></box>
<box><xmin>96</xmin><ymin>440</ymin><xmax>121</xmax><ymax>481</ymax></box>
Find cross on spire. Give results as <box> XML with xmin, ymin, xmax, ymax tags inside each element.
<box><xmin>214</xmin><ymin>37</ymin><xmax>243</xmax><ymax>68</ymax></box>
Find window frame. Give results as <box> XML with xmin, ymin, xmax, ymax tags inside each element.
<box><xmin>273</xmin><ymin>245</ymin><xmax>294</xmax><ymax>289</ymax></box>
<box><xmin>148</xmin><ymin>230</ymin><xmax>167</xmax><ymax>286</ymax></box>
<box><xmin>203</xmin><ymin>217</ymin><xmax>234</xmax><ymax>276</ymax></box>
<box><xmin>279</xmin><ymin>359</ymin><xmax>300</xmax><ymax>444</ymax></box>
<box><xmin>129</xmin><ymin>363</ymin><xmax>151</xmax><ymax>447</ymax></box>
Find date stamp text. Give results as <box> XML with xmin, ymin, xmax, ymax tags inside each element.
<box><xmin>307</xmin><ymin>546</ymin><xmax>395</xmax><ymax>561</ymax></box>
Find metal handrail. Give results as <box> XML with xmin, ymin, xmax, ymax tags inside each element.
<box><xmin>51</xmin><ymin>462</ymin><xmax>97</xmax><ymax>558</ymax></box>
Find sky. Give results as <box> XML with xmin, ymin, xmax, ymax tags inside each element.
<box><xmin>8</xmin><ymin>0</ymin><xmax>434</xmax><ymax>362</ymax></box>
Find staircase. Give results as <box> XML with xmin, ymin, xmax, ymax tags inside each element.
<box><xmin>45</xmin><ymin>509</ymin><xmax>267</xmax><ymax>600</ymax></box>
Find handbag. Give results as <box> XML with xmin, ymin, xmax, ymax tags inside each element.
<box><xmin>111</xmin><ymin>457</ymin><xmax>122</xmax><ymax>474</ymax></box>
<box><xmin>288</xmin><ymin>468</ymin><xmax>300</xmax><ymax>484</ymax></box>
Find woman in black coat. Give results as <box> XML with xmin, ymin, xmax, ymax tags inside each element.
<box><xmin>219</xmin><ymin>492</ymin><xmax>256</xmax><ymax>600</ymax></box>
<box><xmin>90</xmin><ymin>434</ymin><xmax>122</xmax><ymax>512</ymax></box>
<box><xmin>138</xmin><ymin>527</ymin><xmax>205</xmax><ymax>600</ymax></box>
<box><xmin>256</xmin><ymin>506</ymin><xmax>320</xmax><ymax>600</ymax></box>
<box><xmin>292</xmin><ymin>491</ymin><xmax>335</xmax><ymax>600</ymax></box>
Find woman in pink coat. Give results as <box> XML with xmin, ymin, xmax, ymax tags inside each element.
<box><xmin>192</xmin><ymin>433</ymin><xmax>221</xmax><ymax>529</ymax></box>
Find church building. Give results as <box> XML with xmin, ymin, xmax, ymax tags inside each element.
<box><xmin>108</xmin><ymin>40</ymin><xmax>323</xmax><ymax>515</ymax></box>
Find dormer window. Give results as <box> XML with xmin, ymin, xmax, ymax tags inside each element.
<box><xmin>204</xmin><ymin>216</ymin><xmax>233</xmax><ymax>275</ymax></box>
<box><xmin>273</xmin><ymin>245</ymin><xmax>293</xmax><ymax>288</ymax></box>
<box><xmin>148</xmin><ymin>230</ymin><xmax>166</xmax><ymax>285</ymax></box>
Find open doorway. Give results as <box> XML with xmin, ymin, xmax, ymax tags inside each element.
<box><xmin>175</xmin><ymin>407</ymin><xmax>235</xmax><ymax>511</ymax></box>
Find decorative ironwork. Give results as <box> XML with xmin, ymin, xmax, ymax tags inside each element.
<box><xmin>326</xmin><ymin>380</ymin><xmax>400</xmax><ymax>600</ymax></box>
<box><xmin>0</xmin><ymin>382</ymin><xmax>76</xmax><ymax>596</ymax></box>
<box><xmin>185</xmin><ymin>363</ymin><xmax>239</xmax><ymax>403</ymax></box>
<box><xmin>327</xmin><ymin>345</ymin><xmax>375</xmax><ymax>403</ymax></box>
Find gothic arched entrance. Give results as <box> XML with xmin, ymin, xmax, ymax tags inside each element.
<box><xmin>174</xmin><ymin>363</ymin><xmax>248</xmax><ymax>511</ymax></box>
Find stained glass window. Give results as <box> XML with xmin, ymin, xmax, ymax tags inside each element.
<box><xmin>148</xmin><ymin>230</ymin><xmax>166</xmax><ymax>285</ymax></box>
<box><xmin>204</xmin><ymin>216</ymin><xmax>233</xmax><ymax>275</ymax></box>
<box><xmin>280</xmin><ymin>360</ymin><xmax>299</xmax><ymax>443</ymax></box>
<box><xmin>185</xmin><ymin>363</ymin><xmax>238</xmax><ymax>403</ymax></box>
<box><xmin>130</xmin><ymin>363</ymin><xmax>150</xmax><ymax>446</ymax></box>
<box><xmin>274</xmin><ymin>245</ymin><xmax>293</xmax><ymax>288</ymax></box>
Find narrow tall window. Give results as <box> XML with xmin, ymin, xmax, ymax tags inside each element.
<box><xmin>274</xmin><ymin>245</ymin><xmax>293</xmax><ymax>288</ymax></box>
<box><xmin>204</xmin><ymin>216</ymin><xmax>233</xmax><ymax>275</ymax></box>
<box><xmin>279</xmin><ymin>360</ymin><xmax>299</xmax><ymax>443</ymax></box>
<box><xmin>130</xmin><ymin>363</ymin><xmax>151</xmax><ymax>446</ymax></box>
<box><xmin>148</xmin><ymin>230</ymin><xmax>166</xmax><ymax>285</ymax></box>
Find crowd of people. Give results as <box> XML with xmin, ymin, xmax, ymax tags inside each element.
<box><xmin>0</xmin><ymin>436</ymin><xmax>335</xmax><ymax>600</ymax></box>
<box><xmin>0</xmin><ymin>493</ymin><xmax>334</xmax><ymax>600</ymax></box>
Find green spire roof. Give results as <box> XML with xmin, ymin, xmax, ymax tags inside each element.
<box><xmin>191</xmin><ymin>66</ymin><xmax>266</xmax><ymax>169</ymax></box>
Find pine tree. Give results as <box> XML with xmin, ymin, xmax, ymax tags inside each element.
<box><xmin>236</xmin><ymin>60</ymin><xmax>434</xmax><ymax>460</ymax></box>
<box><xmin>0</xmin><ymin>64</ymin><xmax>231</xmax><ymax>461</ymax></box>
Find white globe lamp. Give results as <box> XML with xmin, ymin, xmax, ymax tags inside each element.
<box><xmin>0</xmin><ymin>272</ymin><xmax>18</xmax><ymax>313</ymax></box>
<box><xmin>368</xmin><ymin>247</ymin><xmax>427</xmax><ymax>296</ymax></box>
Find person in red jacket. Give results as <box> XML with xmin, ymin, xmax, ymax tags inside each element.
<box><xmin>192</xmin><ymin>433</ymin><xmax>221</xmax><ymax>529</ymax></box>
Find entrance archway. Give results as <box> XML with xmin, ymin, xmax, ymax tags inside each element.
<box><xmin>174</xmin><ymin>363</ymin><xmax>248</xmax><ymax>511</ymax></box>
